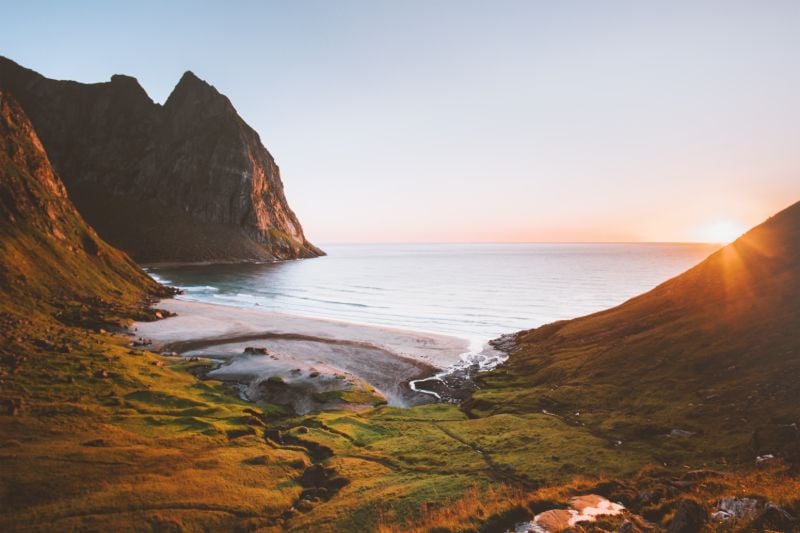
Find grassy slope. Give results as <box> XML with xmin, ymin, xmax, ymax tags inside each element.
<box><xmin>468</xmin><ymin>201</ymin><xmax>800</xmax><ymax>469</ymax></box>
<box><xmin>0</xmin><ymin>91</ymin><xmax>307</xmax><ymax>531</ymax></box>
<box><xmin>2</xmin><ymin>84</ymin><xmax>798</xmax><ymax>531</ymax></box>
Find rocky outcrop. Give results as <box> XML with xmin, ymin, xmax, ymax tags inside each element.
<box><xmin>0</xmin><ymin>57</ymin><xmax>323</xmax><ymax>263</ymax></box>
<box><xmin>0</xmin><ymin>88</ymin><xmax>159</xmax><ymax>305</ymax></box>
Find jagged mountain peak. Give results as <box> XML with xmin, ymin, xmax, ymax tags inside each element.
<box><xmin>165</xmin><ymin>69</ymin><xmax>232</xmax><ymax>112</ymax></box>
<box><xmin>0</xmin><ymin>58</ymin><xmax>322</xmax><ymax>262</ymax></box>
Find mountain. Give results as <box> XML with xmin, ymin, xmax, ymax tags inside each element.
<box><xmin>471</xmin><ymin>200</ymin><xmax>800</xmax><ymax>465</ymax></box>
<box><xmin>0</xmin><ymin>87</ymin><xmax>162</xmax><ymax>314</ymax></box>
<box><xmin>0</xmin><ymin>57</ymin><xmax>322</xmax><ymax>263</ymax></box>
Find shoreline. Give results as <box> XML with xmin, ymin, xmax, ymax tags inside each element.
<box><xmin>134</xmin><ymin>298</ymin><xmax>471</xmax><ymax>411</ymax></box>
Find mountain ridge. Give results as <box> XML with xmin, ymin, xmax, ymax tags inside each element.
<box><xmin>471</xmin><ymin>199</ymin><xmax>800</xmax><ymax>466</ymax></box>
<box><xmin>0</xmin><ymin>56</ymin><xmax>322</xmax><ymax>263</ymax></box>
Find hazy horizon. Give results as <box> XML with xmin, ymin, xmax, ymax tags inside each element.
<box><xmin>4</xmin><ymin>0</ymin><xmax>800</xmax><ymax>244</ymax></box>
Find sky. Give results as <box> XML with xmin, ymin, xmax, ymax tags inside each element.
<box><xmin>3</xmin><ymin>1</ymin><xmax>800</xmax><ymax>243</ymax></box>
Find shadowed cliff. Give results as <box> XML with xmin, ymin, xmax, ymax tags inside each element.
<box><xmin>0</xmin><ymin>57</ymin><xmax>323</xmax><ymax>263</ymax></box>
<box><xmin>0</xmin><ymin>88</ymin><xmax>162</xmax><ymax>313</ymax></box>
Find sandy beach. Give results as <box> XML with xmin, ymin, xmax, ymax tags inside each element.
<box><xmin>134</xmin><ymin>299</ymin><xmax>470</xmax><ymax>410</ymax></box>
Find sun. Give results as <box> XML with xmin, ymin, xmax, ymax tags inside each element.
<box><xmin>698</xmin><ymin>220</ymin><xmax>747</xmax><ymax>244</ymax></box>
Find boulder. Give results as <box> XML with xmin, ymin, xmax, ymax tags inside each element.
<box><xmin>749</xmin><ymin>503</ymin><xmax>796</xmax><ymax>531</ymax></box>
<box><xmin>534</xmin><ymin>509</ymin><xmax>574</xmax><ymax>532</ymax></box>
<box><xmin>712</xmin><ymin>497</ymin><xmax>761</xmax><ymax>521</ymax></box>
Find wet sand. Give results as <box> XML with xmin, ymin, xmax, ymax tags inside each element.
<box><xmin>134</xmin><ymin>299</ymin><xmax>470</xmax><ymax>409</ymax></box>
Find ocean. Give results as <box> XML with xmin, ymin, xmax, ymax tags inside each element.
<box><xmin>147</xmin><ymin>243</ymin><xmax>719</xmax><ymax>350</ymax></box>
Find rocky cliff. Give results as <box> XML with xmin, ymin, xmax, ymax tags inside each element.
<box><xmin>0</xmin><ymin>57</ymin><xmax>322</xmax><ymax>263</ymax></box>
<box><xmin>0</xmin><ymin>88</ymin><xmax>161</xmax><ymax>309</ymax></box>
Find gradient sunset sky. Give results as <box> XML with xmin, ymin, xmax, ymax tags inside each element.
<box><xmin>3</xmin><ymin>1</ymin><xmax>800</xmax><ymax>243</ymax></box>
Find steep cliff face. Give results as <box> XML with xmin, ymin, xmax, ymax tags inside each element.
<box><xmin>0</xmin><ymin>57</ymin><xmax>322</xmax><ymax>263</ymax></box>
<box><xmin>0</xmin><ymin>88</ymin><xmax>160</xmax><ymax>308</ymax></box>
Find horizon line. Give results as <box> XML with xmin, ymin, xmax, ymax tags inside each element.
<box><xmin>313</xmin><ymin>240</ymin><xmax>728</xmax><ymax>246</ymax></box>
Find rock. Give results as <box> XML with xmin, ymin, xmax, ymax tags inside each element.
<box><xmin>488</xmin><ymin>333</ymin><xmax>518</xmax><ymax>353</ymax></box>
<box><xmin>749</xmin><ymin>503</ymin><xmax>796</xmax><ymax>531</ymax></box>
<box><xmin>712</xmin><ymin>497</ymin><xmax>761</xmax><ymax>521</ymax></box>
<box><xmin>297</xmin><ymin>426</ymin><xmax>310</xmax><ymax>434</ymax></box>
<box><xmin>0</xmin><ymin>57</ymin><xmax>323</xmax><ymax>263</ymax></box>
<box><xmin>534</xmin><ymin>509</ymin><xmax>574</xmax><ymax>532</ymax></box>
<box><xmin>668</xmin><ymin>429</ymin><xmax>695</xmax><ymax>438</ymax></box>
<box><xmin>244</xmin><ymin>347</ymin><xmax>269</xmax><ymax>355</ymax></box>
<box><xmin>295</xmin><ymin>499</ymin><xmax>314</xmax><ymax>513</ymax></box>
<box><xmin>95</xmin><ymin>369</ymin><xmax>110</xmax><ymax>379</ymax></box>
<box><xmin>756</xmin><ymin>453</ymin><xmax>776</xmax><ymax>465</ymax></box>
<box><xmin>150</xmin><ymin>360</ymin><xmax>164</xmax><ymax>368</ymax></box>
<box><xmin>667</xmin><ymin>499</ymin><xmax>708</xmax><ymax>533</ymax></box>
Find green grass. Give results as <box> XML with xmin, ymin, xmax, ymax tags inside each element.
<box><xmin>2</xmin><ymin>93</ymin><xmax>799</xmax><ymax>530</ymax></box>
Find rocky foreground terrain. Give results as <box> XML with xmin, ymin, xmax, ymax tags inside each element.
<box><xmin>0</xmin><ymin>57</ymin><xmax>322</xmax><ymax>263</ymax></box>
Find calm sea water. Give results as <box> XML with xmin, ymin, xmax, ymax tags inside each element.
<box><xmin>148</xmin><ymin>243</ymin><xmax>719</xmax><ymax>349</ymax></box>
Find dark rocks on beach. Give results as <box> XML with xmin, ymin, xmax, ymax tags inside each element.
<box><xmin>489</xmin><ymin>333</ymin><xmax>518</xmax><ymax>353</ymax></box>
<box><xmin>244</xmin><ymin>347</ymin><xmax>269</xmax><ymax>355</ymax></box>
<box><xmin>412</xmin><ymin>362</ymin><xmax>482</xmax><ymax>403</ymax></box>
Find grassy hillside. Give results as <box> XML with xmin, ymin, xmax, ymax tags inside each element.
<box><xmin>469</xmin><ymin>201</ymin><xmax>800</xmax><ymax>468</ymax></box>
<box><xmin>1</xmin><ymin>86</ymin><xmax>798</xmax><ymax>531</ymax></box>
<box><xmin>0</xmin><ymin>88</ymin><xmax>165</xmax><ymax>321</ymax></box>
<box><xmin>0</xmin><ymin>90</ymin><xmax>306</xmax><ymax>530</ymax></box>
